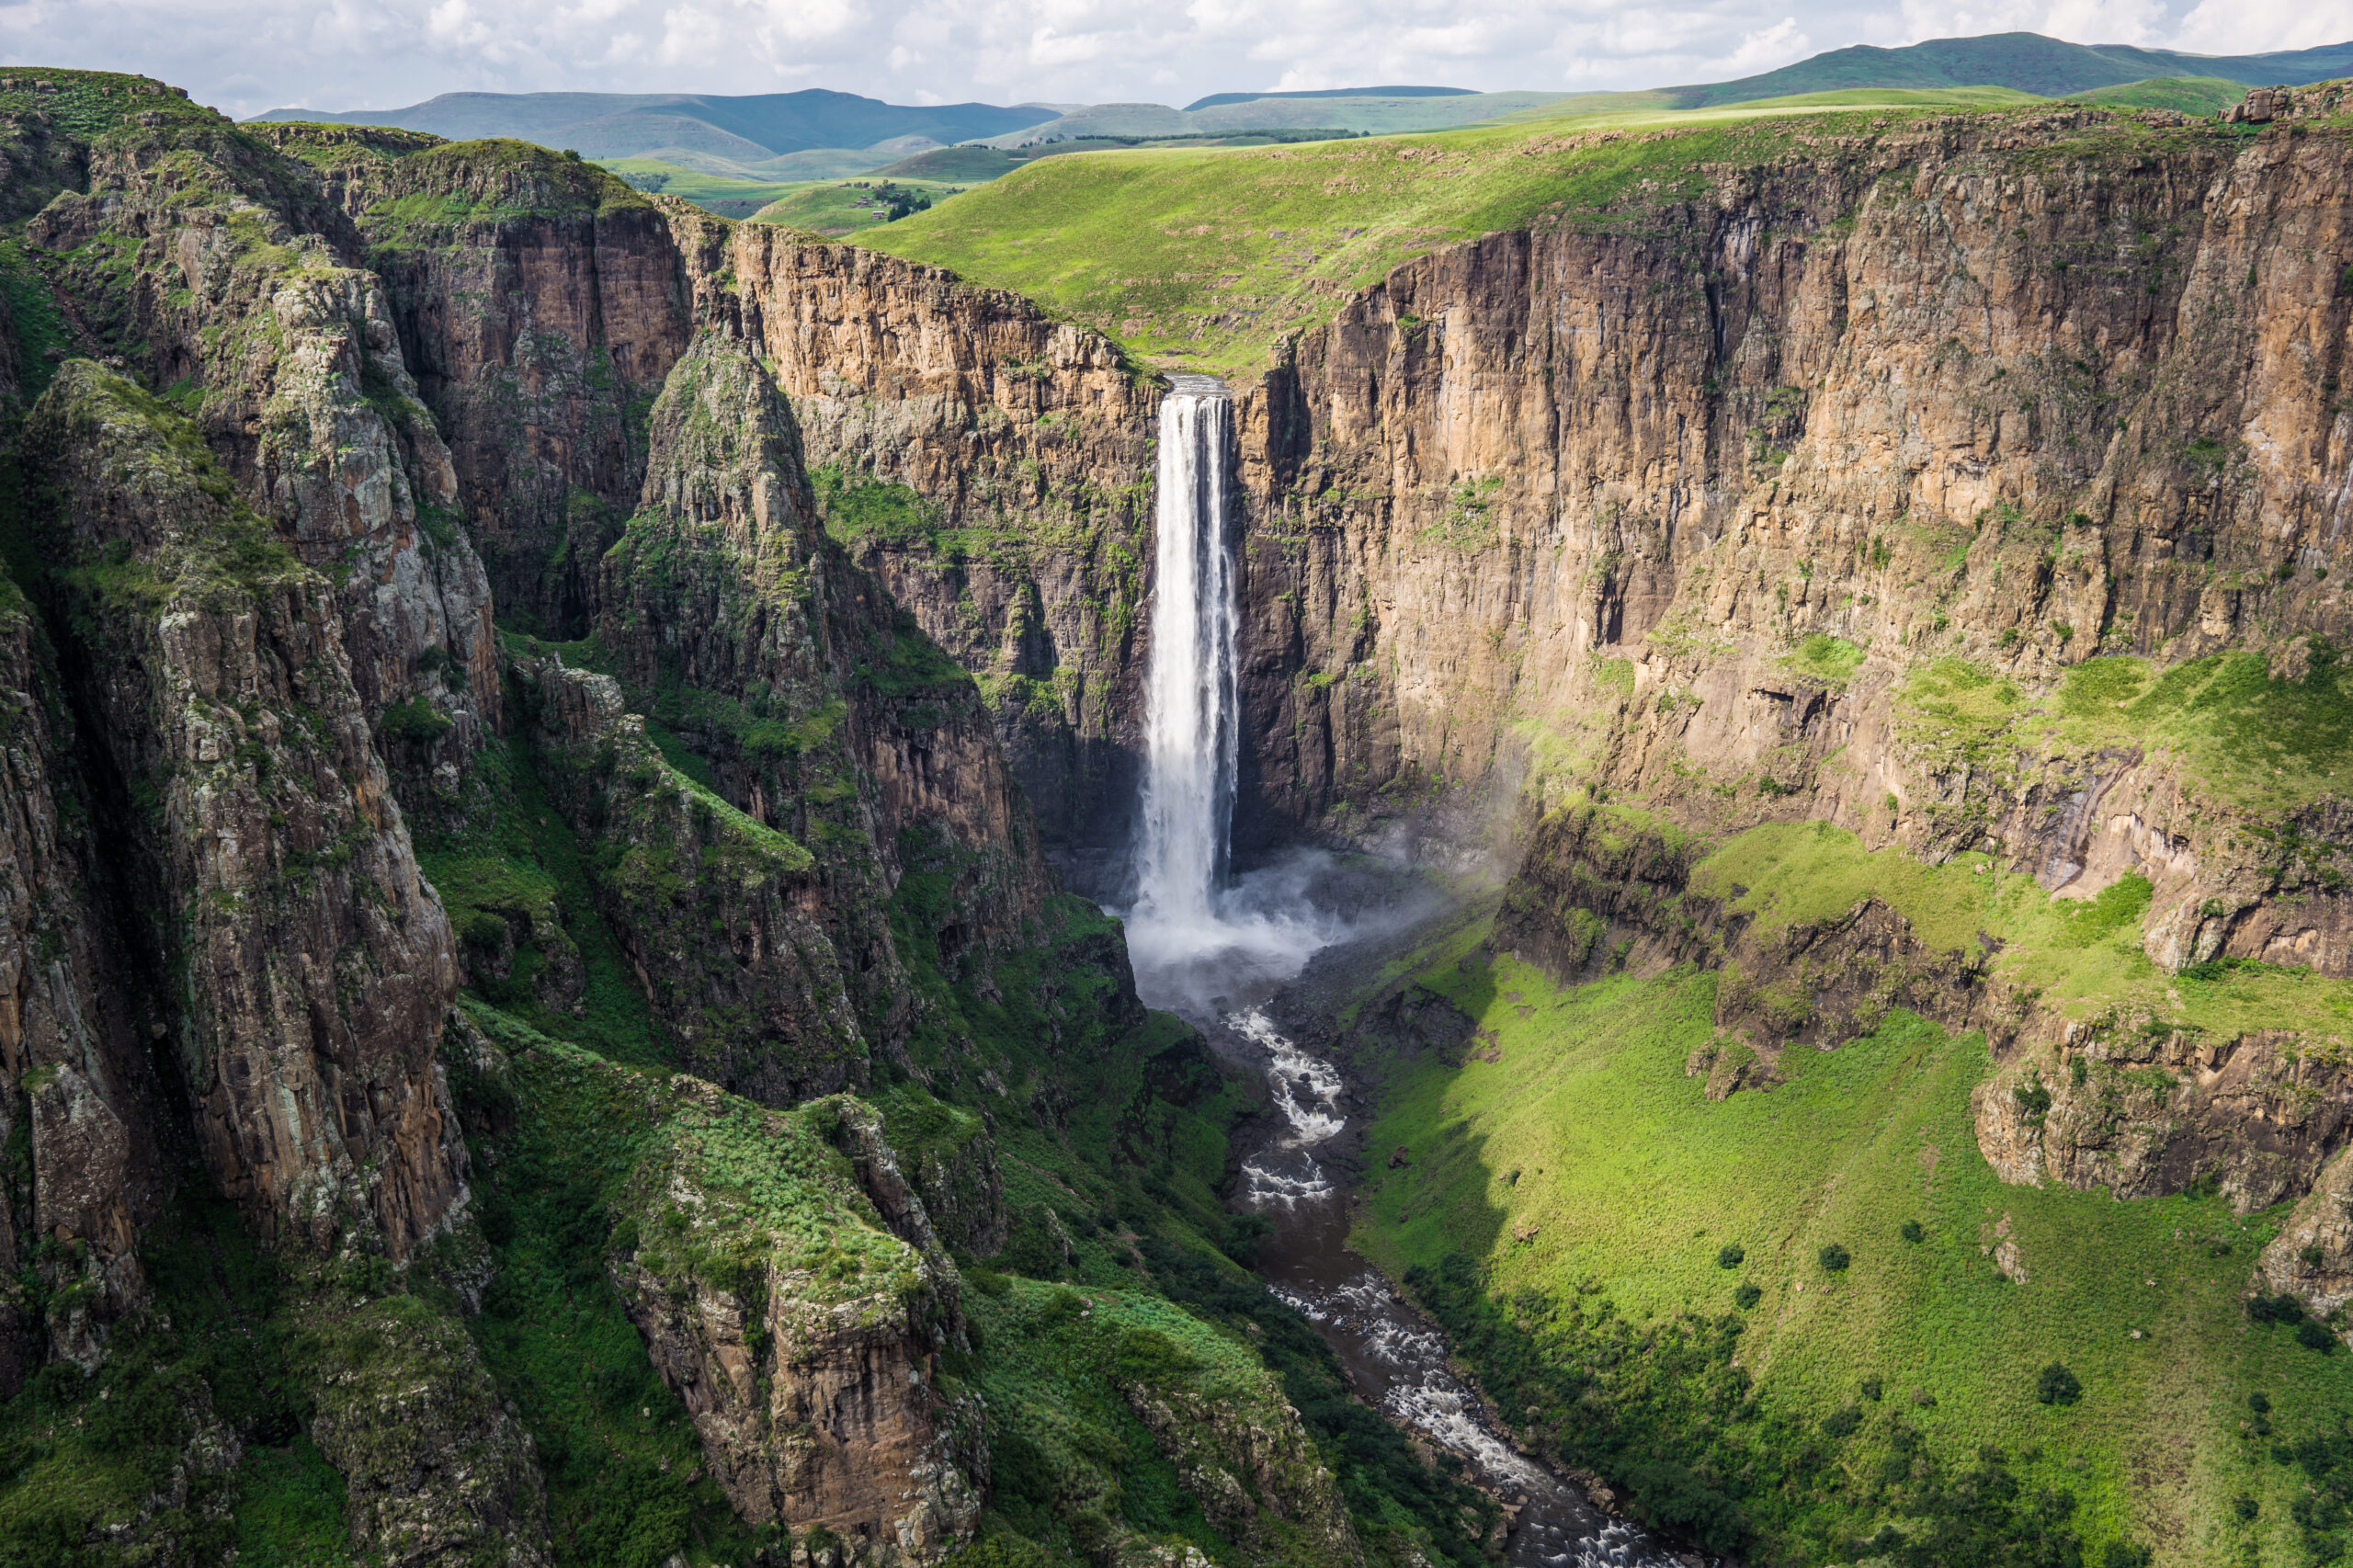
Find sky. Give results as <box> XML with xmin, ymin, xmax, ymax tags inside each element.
<box><xmin>2</xmin><ymin>0</ymin><xmax>2349</xmax><ymax>119</ymax></box>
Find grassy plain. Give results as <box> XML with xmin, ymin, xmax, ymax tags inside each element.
<box><xmin>745</xmin><ymin>177</ymin><xmax>967</xmax><ymax>234</ymax></box>
<box><xmin>2072</xmin><ymin>76</ymin><xmax>2250</xmax><ymax>114</ymax></box>
<box><xmin>594</xmin><ymin>157</ymin><xmax>812</xmax><ymax>217</ymax></box>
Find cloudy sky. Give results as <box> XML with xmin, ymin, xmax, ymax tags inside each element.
<box><xmin>2</xmin><ymin>0</ymin><xmax>2348</xmax><ymax>119</ymax></box>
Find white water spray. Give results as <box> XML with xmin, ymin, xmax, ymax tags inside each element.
<box><xmin>1122</xmin><ymin>377</ymin><xmax>1345</xmax><ymax>1009</ymax></box>
<box><xmin>1132</xmin><ymin>375</ymin><xmax>1239</xmax><ymax>933</ymax></box>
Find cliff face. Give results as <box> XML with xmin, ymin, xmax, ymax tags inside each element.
<box><xmin>0</xmin><ymin>563</ymin><xmax>161</xmax><ymax>1384</ymax></box>
<box><xmin>26</xmin><ymin>113</ymin><xmax>502</xmax><ymax>778</ymax></box>
<box><xmin>22</xmin><ymin>362</ymin><xmax>469</xmax><ymax>1257</ymax></box>
<box><xmin>0</xmin><ymin>74</ymin><xmax>1390</xmax><ymax>1568</ymax></box>
<box><xmin>723</xmin><ymin>111</ymin><xmax>2353</xmax><ymax>1253</ymax></box>
<box><xmin>1233</xmin><ymin>114</ymin><xmax>2350</xmax><ymax>927</ymax></box>
<box><xmin>672</xmin><ymin>217</ymin><xmax>1163</xmax><ymax>852</ymax></box>
<box><xmin>286</xmin><ymin>131</ymin><xmax>695</xmax><ymax>638</ymax></box>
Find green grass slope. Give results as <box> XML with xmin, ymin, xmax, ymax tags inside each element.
<box><xmin>595</xmin><ymin>157</ymin><xmax>818</xmax><ymax>217</ymax></box>
<box><xmin>858</xmin><ymin>93</ymin><xmax>2182</xmax><ymax>378</ymax></box>
<box><xmin>745</xmin><ymin>178</ymin><xmax>967</xmax><ymax>236</ymax></box>
<box><xmin>1662</xmin><ymin>30</ymin><xmax>2353</xmax><ymax>108</ymax></box>
<box><xmin>2071</xmin><ymin>76</ymin><xmax>2251</xmax><ymax>115</ymax></box>
<box><xmin>1346</xmin><ymin>824</ymin><xmax>2353</xmax><ymax>1564</ymax></box>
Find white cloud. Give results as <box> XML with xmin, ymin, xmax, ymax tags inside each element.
<box><xmin>0</xmin><ymin>0</ymin><xmax>2341</xmax><ymax>119</ymax></box>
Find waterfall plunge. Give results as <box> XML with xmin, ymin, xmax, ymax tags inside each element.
<box><xmin>1132</xmin><ymin>377</ymin><xmax>1238</xmax><ymax>933</ymax></box>
<box><xmin>1122</xmin><ymin>377</ymin><xmax>1341</xmax><ymax>1012</ymax></box>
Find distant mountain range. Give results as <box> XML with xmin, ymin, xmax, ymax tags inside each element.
<box><xmin>247</xmin><ymin>89</ymin><xmax>1052</xmax><ymax>171</ymax></box>
<box><xmin>250</xmin><ymin>31</ymin><xmax>2353</xmax><ymax>185</ymax></box>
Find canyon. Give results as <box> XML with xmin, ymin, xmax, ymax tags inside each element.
<box><xmin>0</xmin><ymin>62</ymin><xmax>2348</xmax><ymax>1568</ymax></box>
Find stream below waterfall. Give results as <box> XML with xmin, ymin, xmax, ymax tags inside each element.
<box><xmin>1165</xmin><ymin>949</ymin><xmax>1689</xmax><ymax>1568</ymax></box>
<box><xmin>1118</xmin><ymin>374</ymin><xmax>1698</xmax><ymax>1567</ymax></box>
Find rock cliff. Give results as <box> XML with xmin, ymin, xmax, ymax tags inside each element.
<box><xmin>22</xmin><ymin>362</ymin><xmax>468</xmax><ymax>1258</ymax></box>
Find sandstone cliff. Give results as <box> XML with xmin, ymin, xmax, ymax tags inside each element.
<box><xmin>670</xmin><ymin>211</ymin><xmax>1164</xmax><ymax>852</ymax></box>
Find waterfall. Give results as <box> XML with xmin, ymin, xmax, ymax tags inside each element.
<box><xmin>1131</xmin><ymin>375</ymin><xmax>1238</xmax><ymax>933</ymax></box>
<box><xmin>1122</xmin><ymin>374</ymin><xmax>1349</xmax><ymax>1013</ymax></box>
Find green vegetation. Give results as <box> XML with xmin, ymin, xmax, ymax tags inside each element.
<box><xmin>416</xmin><ymin>724</ymin><xmax>665</xmax><ymax>1066</ymax></box>
<box><xmin>596</xmin><ymin>157</ymin><xmax>824</xmax><ymax>218</ymax></box>
<box><xmin>1782</xmin><ymin>633</ymin><xmax>1867</xmax><ymax>689</ymax></box>
<box><xmin>2071</xmin><ymin>76</ymin><xmax>2249</xmax><ymax>115</ymax></box>
<box><xmin>871</xmin><ymin>130</ymin><xmax>1370</xmax><ymax>187</ymax></box>
<box><xmin>861</xmin><ymin>91</ymin><xmax>2236</xmax><ymax>376</ymax></box>
<box><xmin>1650</xmin><ymin>32</ymin><xmax>2353</xmax><ymax>109</ymax></box>
<box><xmin>450</xmin><ymin>1012</ymin><xmax>773</xmax><ymax>1566</ymax></box>
<box><xmin>0</xmin><ymin>70</ymin><xmax>218</xmax><ymax>145</ymax></box>
<box><xmin>1688</xmin><ymin>820</ymin><xmax>2352</xmax><ymax>1040</ymax></box>
<box><xmin>746</xmin><ymin>177</ymin><xmax>965</xmax><ymax>236</ymax></box>
<box><xmin>2040</xmin><ymin>647</ymin><xmax>2353</xmax><ymax>815</ymax></box>
<box><xmin>1354</xmin><ymin>938</ymin><xmax>2353</xmax><ymax>1564</ymax></box>
<box><xmin>0</xmin><ymin>1190</ymin><xmax>478</xmax><ymax>1568</ymax></box>
<box><xmin>0</xmin><ymin>241</ymin><xmax>72</xmax><ymax>403</ymax></box>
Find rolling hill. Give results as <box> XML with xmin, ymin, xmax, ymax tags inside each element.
<box><xmin>1662</xmin><ymin>30</ymin><xmax>2353</xmax><ymax>108</ymax></box>
<box><xmin>247</xmin><ymin>87</ymin><xmax>1056</xmax><ymax>163</ymax></box>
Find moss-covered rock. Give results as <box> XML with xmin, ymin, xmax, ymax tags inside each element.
<box><xmin>298</xmin><ymin>1290</ymin><xmax>551</xmax><ymax>1566</ymax></box>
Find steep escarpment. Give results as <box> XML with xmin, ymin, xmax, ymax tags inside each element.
<box><xmin>818</xmin><ymin>104</ymin><xmax>2353</xmax><ymax>1173</ymax></box>
<box><xmin>23</xmin><ymin>104</ymin><xmax>501</xmax><ymax>775</ymax></box>
<box><xmin>274</xmin><ymin>129</ymin><xmax>694</xmax><ymax>639</ymax></box>
<box><xmin>671</xmin><ymin>214</ymin><xmax>1163</xmax><ymax>853</ymax></box>
<box><xmin>22</xmin><ymin>362</ymin><xmax>468</xmax><ymax>1257</ymax></box>
<box><xmin>0</xmin><ymin>558</ymin><xmax>161</xmax><ymax>1386</ymax></box>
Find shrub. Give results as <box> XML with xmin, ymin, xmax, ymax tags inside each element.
<box><xmin>2249</xmin><ymin>1392</ymin><xmax>2271</xmax><ymax>1414</ymax></box>
<box><xmin>2296</xmin><ymin>1319</ymin><xmax>2336</xmax><ymax>1352</ymax></box>
<box><xmin>2233</xmin><ymin>1494</ymin><xmax>2259</xmax><ymax>1522</ymax></box>
<box><xmin>1818</xmin><ymin>1244</ymin><xmax>1850</xmax><ymax>1272</ymax></box>
<box><xmin>2036</xmin><ymin>1363</ymin><xmax>2082</xmax><ymax>1405</ymax></box>
<box><xmin>2012</xmin><ymin>1077</ymin><xmax>2052</xmax><ymax>1123</ymax></box>
<box><xmin>2101</xmin><ymin>1544</ymin><xmax>2151</xmax><ymax>1568</ymax></box>
<box><xmin>1821</xmin><ymin>1405</ymin><xmax>1863</xmax><ymax>1439</ymax></box>
<box><xmin>1859</xmin><ymin>1378</ymin><xmax>1882</xmax><ymax>1403</ymax></box>
<box><xmin>1733</xmin><ymin>1282</ymin><xmax>1761</xmax><ymax>1310</ymax></box>
<box><xmin>379</xmin><ymin>695</ymin><xmax>454</xmax><ymax>744</ymax></box>
<box><xmin>2248</xmin><ymin>1293</ymin><xmax>2307</xmax><ymax>1325</ymax></box>
<box><xmin>1716</xmin><ymin>1244</ymin><xmax>1745</xmax><ymax>1269</ymax></box>
<box><xmin>1900</xmin><ymin>1220</ymin><xmax>1925</xmax><ymax>1244</ymax></box>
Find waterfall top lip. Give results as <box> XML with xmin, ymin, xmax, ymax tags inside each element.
<box><xmin>1162</xmin><ymin>371</ymin><xmax>1230</xmax><ymax>398</ymax></box>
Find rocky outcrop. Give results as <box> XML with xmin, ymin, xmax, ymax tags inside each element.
<box><xmin>2256</xmin><ymin>1142</ymin><xmax>2353</xmax><ymax>1321</ymax></box>
<box><xmin>22</xmin><ymin>363</ymin><xmax>468</xmax><ymax>1257</ymax></box>
<box><xmin>0</xmin><ymin>566</ymin><xmax>164</xmax><ymax>1385</ymax></box>
<box><xmin>587</xmin><ymin>325</ymin><xmax>1054</xmax><ymax>1036</ymax></box>
<box><xmin>604</xmin><ymin>1070</ymin><xmax>982</xmax><ymax>1562</ymax></box>
<box><xmin>25</xmin><ymin>110</ymin><xmax>501</xmax><ymax>773</ymax></box>
<box><xmin>520</xmin><ymin>653</ymin><xmax>870</xmax><ymax>1103</ymax></box>
<box><xmin>1975</xmin><ymin>1020</ymin><xmax>2353</xmax><ymax>1213</ymax></box>
<box><xmin>303</xmin><ymin>1293</ymin><xmax>552</xmax><ymax>1567</ymax></box>
<box><xmin>1118</xmin><ymin>1376</ymin><xmax>1360</xmax><ymax>1568</ymax></box>
<box><xmin>279</xmin><ymin>131</ymin><xmax>695</xmax><ymax>635</ymax></box>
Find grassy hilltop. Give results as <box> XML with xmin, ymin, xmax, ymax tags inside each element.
<box><xmin>854</xmin><ymin>86</ymin><xmax>2234</xmax><ymax>377</ymax></box>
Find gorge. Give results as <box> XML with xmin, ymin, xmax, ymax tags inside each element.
<box><xmin>0</xmin><ymin>62</ymin><xmax>2350</xmax><ymax>1568</ymax></box>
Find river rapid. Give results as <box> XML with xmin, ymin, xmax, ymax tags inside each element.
<box><xmin>1126</xmin><ymin>893</ymin><xmax>1691</xmax><ymax>1568</ymax></box>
